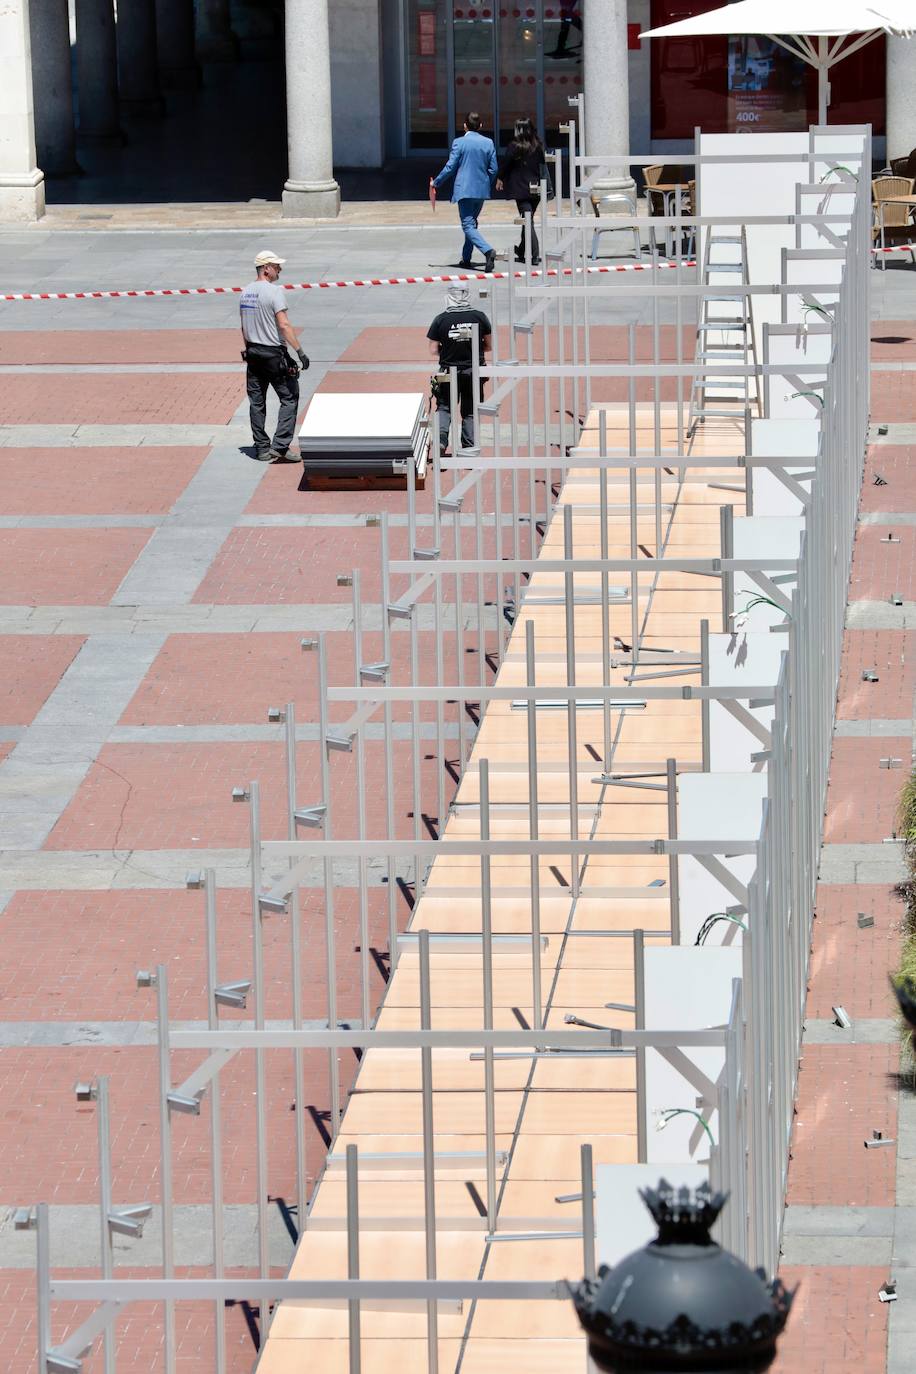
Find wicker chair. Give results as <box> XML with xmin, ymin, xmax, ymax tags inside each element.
<box><xmin>873</xmin><ymin>175</ymin><xmax>915</xmax><ymax>235</ymax></box>
<box><xmin>873</xmin><ymin>175</ymin><xmax>916</xmax><ymax>268</ymax></box>
<box><xmin>890</xmin><ymin>151</ymin><xmax>916</xmax><ymax>180</ymax></box>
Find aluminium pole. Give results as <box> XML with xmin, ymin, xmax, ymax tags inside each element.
<box><xmin>281</xmin><ymin>709</ymin><xmax>308</xmax><ymax>1233</ymax></box>
<box><xmin>525</xmin><ymin>620</ymin><xmax>544</xmax><ymax>1031</ymax></box>
<box><xmin>352</xmin><ymin>571</ymin><xmax>372</xmax><ymax>1033</ymax></box>
<box><xmin>379</xmin><ymin>515</ymin><xmax>400</xmax><ymax>971</ymax></box>
<box><xmin>248</xmin><ymin>784</ymin><xmax>271</xmax><ymax>1339</ymax></box>
<box><xmin>479</xmin><ymin>759</ymin><xmax>498</xmax><ymax>1233</ymax></box>
<box><xmin>316</xmin><ymin>634</ymin><xmax>341</xmax><ymax>1136</ymax></box>
<box><xmin>419</xmin><ymin>930</ymin><xmax>439</xmax><ymax>1374</ymax></box>
<box><xmin>203</xmin><ymin>870</ymin><xmax>227</xmax><ymax>1372</ymax></box>
<box><xmin>346</xmin><ymin>1144</ymin><xmax>361</xmax><ymax>1374</ymax></box>
<box><xmin>96</xmin><ymin>1077</ymin><xmax>116</xmax><ymax>1374</ymax></box>
<box><xmin>563</xmin><ymin>503</ymin><xmax>581</xmax><ymax>899</ymax></box>
<box><xmin>155</xmin><ymin>964</ymin><xmax>176</xmax><ymax>1374</ymax></box>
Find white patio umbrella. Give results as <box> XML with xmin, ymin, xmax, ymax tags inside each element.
<box><xmin>640</xmin><ymin>1</ymin><xmax>915</xmax><ymax>124</ymax></box>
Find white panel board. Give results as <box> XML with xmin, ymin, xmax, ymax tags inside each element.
<box><xmin>643</xmin><ymin>946</ymin><xmax>743</xmax><ymax>1164</ymax></box>
<box><xmin>732</xmin><ymin>515</ymin><xmax>802</xmax><ymax>631</ymax></box>
<box><xmin>708</xmin><ymin>632</ymin><xmax>783</xmax><ymax>772</ymax></box>
<box><xmin>764</xmin><ymin>322</ymin><xmax>832</xmax><ymax>424</ymax></box>
<box><xmin>698</xmin><ymin>133</ymin><xmax>810</xmax><ymax>362</ymax></box>
<box><xmin>596</xmin><ymin>1162</ymin><xmax>708</xmax><ymax>1268</ymax></box>
<box><xmin>676</xmin><ymin>773</ymin><xmax>767</xmax><ymax>946</ymax></box>
<box><xmin>796</xmin><ymin>184</ymin><xmax>855</xmax><ymax>252</ymax></box>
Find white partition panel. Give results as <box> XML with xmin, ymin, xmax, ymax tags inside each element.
<box><xmin>764</xmin><ymin>321</ymin><xmax>833</xmax><ymax>424</ymax></box>
<box><xmin>732</xmin><ymin>515</ymin><xmax>802</xmax><ymax>631</ymax></box>
<box><xmin>596</xmin><ymin>1162</ymin><xmax>709</xmax><ymax>1268</ymax></box>
<box><xmin>796</xmin><ymin>184</ymin><xmax>855</xmax><ymax>251</ymax></box>
<box><xmin>676</xmin><ymin>773</ymin><xmax>767</xmax><ymax>945</ymax></box>
<box><xmin>708</xmin><ymin>632</ymin><xmax>784</xmax><ymax>772</ymax></box>
<box><xmin>698</xmin><ymin>133</ymin><xmax>809</xmax><ymax>362</ymax></box>
<box><xmin>643</xmin><ymin>947</ymin><xmax>743</xmax><ymax>1164</ymax></box>
<box><xmin>781</xmin><ymin>248</ymin><xmax>844</xmax><ymax>328</ymax></box>
<box><xmin>750</xmin><ymin>417</ymin><xmax>819</xmax><ymax>517</ymax></box>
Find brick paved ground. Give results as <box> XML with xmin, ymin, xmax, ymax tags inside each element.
<box><xmin>0</xmin><ymin>447</ymin><xmax>208</xmax><ymax>515</ymax></box>
<box><xmin>0</xmin><ymin>238</ymin><xmax>913</xmax><ymax>1372</ymax></box>
<box><xmin>775</xmin><ymin>323</ymin><xmax>915</xmax><ymax>1373</ymax></box>
<box><xmin>0</xmin><ymin>636</ymin><xmax>85</xmax><ymax>722</ymax></box>
<box><xmin>0</xmin><ymin>528</ymin><xmax>152</xmax><ymax>603</ymax></box>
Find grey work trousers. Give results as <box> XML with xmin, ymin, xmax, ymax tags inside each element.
<box><xmin>245</xmin><ymin>343</ymin><xmax>300</xmax><ymax>455</ymax></box>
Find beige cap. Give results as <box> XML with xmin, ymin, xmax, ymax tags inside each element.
<box><xmin>254</xmin><ymin>249</ymin><xmax>286</xmax><ymax>267</ymax></box>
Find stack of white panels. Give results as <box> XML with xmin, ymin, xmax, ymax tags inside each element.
<box><xmin>299</xmin><ymin>392</ymin><xmax>429</xmax><ymax>478</ymax></box>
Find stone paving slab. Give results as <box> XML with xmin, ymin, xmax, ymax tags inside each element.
<box><xmin>0</xmin><ymin>373</ymin><xmax>243</xmax><ymax>426</ymax></box>
<box><xmin>0</xmin><ymin>528</ymin><xmax>153</xmax><ymax>605</ymax></box>
<box><xmin>0</xmin><ymin>446</ymin><xmax>209</xmax><ymax>516</ymax></box>
<box><xmin>823</xmin><ymin>739</ymin><xmax>912</xmax><ymax>844</ymax></box>
<box><xmin>0</xmin><ymin>636</ymin><xmax>85</xmax><ymax>724</ymax></box>
<box><xmin>0</xmin><ymin>329</ymin><xmax>239</xmax><ymax>364</ymax></box>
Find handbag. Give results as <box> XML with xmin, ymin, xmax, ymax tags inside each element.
<box><xmin>538</xmin><ymin>159</ymin><xmax>556</xmax><ymax>202</ymax></box>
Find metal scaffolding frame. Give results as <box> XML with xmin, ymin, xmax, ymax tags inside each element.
<box><xmin>27</xmin><ymin>121</ymin><xmax>871</xmax><ymax>1373</ymax></box>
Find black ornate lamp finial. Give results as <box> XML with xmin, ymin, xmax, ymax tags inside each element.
<box><xmin>570</xmin><ymin>1178</ymin><xmax>794</xmax><ymax>1372</ymax></box>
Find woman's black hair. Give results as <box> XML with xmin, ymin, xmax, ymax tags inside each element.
<box><xmin>512</xmin><ymin>117</ymin><xmax>542</xmax><ymax>157</ymax></box>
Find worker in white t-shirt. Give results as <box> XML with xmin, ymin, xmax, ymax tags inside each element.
<box><xmin>239</xmin><ymin>249</ymin><xmax>309</xmax><ymax>462</ymax></box>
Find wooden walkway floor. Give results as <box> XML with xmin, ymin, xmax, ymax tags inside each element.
<box><xmin>258</xmin><ymin>408</ymin><xmax>747</xmax><ymax>1374</ymax></box>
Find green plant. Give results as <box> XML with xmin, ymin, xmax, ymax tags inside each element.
<box><xmin>819</xmin><ymin>165</ymin><xmax>858</xmax><ymax>182</ymax></box>
<box><xmin>892</xmin><ymin>938</ymin><xmax>916</xmax><ymax>1076</ymax></box>
<box><xmin>897</xmin><ymin>768</ymin><xmax>916</xmax><ymax>868</ymax></box>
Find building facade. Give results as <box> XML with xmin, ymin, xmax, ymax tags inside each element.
<box><xmin>2</xmin><ymin>0</ymin><xmax>916</xmax><ymax>220</ymax></box>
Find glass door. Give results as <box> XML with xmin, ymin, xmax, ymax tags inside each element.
<box><xmin>497</xmin><ymin>6</ymin><xmax>541</xmax><ymax>147</ymax></box>
<box><xmin>453</xmin><ymin>3</ymin><xmax>496</xmax><ymax>135</ymax></box>
<box><xmin>406</xmin><ymin>0</ymin><xmax>451</xmax><ymax>149</ymax></box>
<box><xmin>402</xmin><ymin>2</ymin><xmax>584</xmax><ymax>153</ymax></box>
<box><xmin>542</xmin><ymin>1</ymin><xmax>582</xmax><ymax>145</ymax></box>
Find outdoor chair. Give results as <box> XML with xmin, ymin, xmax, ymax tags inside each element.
<box><xmin>588</xmin><ymin>186</ymin><xmax>640</xmax><ymax>261</ymax></box>
<box><xmin>872</xmin><ymin>175</ymin><xmax>916</xmax><ymax>269</ymax></box>
<box><xmin>889</xmin><ymin>150</ymin><xmax>916</xmax><ymax>180</ymax></box>
<box><xmin>645</xmin><ymin>164</ymin><xmax>692</xmax><ymax>258</ymax></box>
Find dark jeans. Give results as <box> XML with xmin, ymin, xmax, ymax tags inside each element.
<box><xmin>515</xmin><ymin>197</ymin><xmax>541</xmax><ymax>262</ymax></box>
<box><xmin>245</xmin><ymin>343</ymin><xmax>300</xmax><ymax>455</ymax></box>
<box><xmin>437</xmin><ymin>369</ymin><xmax>484</xmax><ymax>452</ymax></box>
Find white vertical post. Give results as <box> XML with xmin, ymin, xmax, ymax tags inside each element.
<box><xmin>155</xmin><ymin>965</ymin><xmax>176</xmax><ymax>1374</ymax></box>
<box><xmin>0</xmin><ymin>0</ymin><xmax>45</xmax><ymax>222</ymax></box>
<box><xmin>282</xmin><ymin>0</ymin><xmax>340</xmax><ymax>216</ymax></box>
<box><xmin>203</xmin><ymin>870</ymin><xmax>227</xmax><ymax>1374</ymax></box>
<box><xmin>418</xmin><ymin>930</ymin><xmax>439</xmax><ymax>1374</ymax></box>
<box><xmin>248</xmin><ymin>783</ymin><xmax>271</xmax><ymax>1339</ymax></box>
<box><xmin>479</xmin><ymin>759</ymin><xmax>498</xmax><ymax>1233</ymax></box>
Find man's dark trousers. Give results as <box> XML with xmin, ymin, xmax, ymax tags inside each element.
<box><xmin>437</xmin><ymin>370</ymin><xmax>482</xmax><ymax>452</ymax></box>
<box><xmin>245</xmin><ymin>343</ymin><xmax>299</xmax><ymax>456</ymax></box>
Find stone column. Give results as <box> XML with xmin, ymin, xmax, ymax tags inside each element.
<box><xmin>583</xmin><ymin>0</ymin><xmax>635</xmax><ymax>194</ymax></box>
<box><xmin>195</xmin><ymin>0</ymin><xmax>238</xmax><ymax>62</ymax></box>
<box><xmin>0</xmin><ymin>0</ymin><xmax>46</xmax><ymax>220</ymax></box>
<box><xmin>156</xmin><ymin>0</ymin><xmax>200</xmax><ymax>87</ymax></box>
<box><xmin>76</xmin><ymin>0</ymin><xmax>123</xmax><ymax>142</ymax></box>
<box><xmin>29</xmin><ymin>0</ymin><xmax>81</xmax><ymax>176</ymax></box>
<box><xmin>282</xmin><ymin>0</ymin><xmax>340</xmax><ymax>217</ymax></box>
<box><xmin>887</xmin><ymin>36</ymin><xmax>916</xmax><ymax>162</ymax></box>
<box><xmin>117</xmin><ymin>0</ymin><xmax>164</xmax><ymax>114</ymax></box>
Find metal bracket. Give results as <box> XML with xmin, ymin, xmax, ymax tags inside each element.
<box><xmin>294</xmin><ymin>805</ymin><xmax>327</xmax><ymax>829</ymax></box>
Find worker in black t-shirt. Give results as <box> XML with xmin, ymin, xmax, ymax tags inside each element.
<box><xmin>426</xmin><ymin>285</ymin><xmax>492</xmax><ymax>454</ymax></box>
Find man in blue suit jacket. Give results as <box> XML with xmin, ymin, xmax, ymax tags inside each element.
<box><xmin>430</xmin><ymin>113</ymin><xmax>499</xmax><ymax>273</ymax></box>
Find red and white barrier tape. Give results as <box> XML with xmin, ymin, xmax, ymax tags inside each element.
<box><xmin>5</xmin><ymin>243</ymin><xmax>908</xmax><ymax>302</ymax></box>
<box><xmin>0</xmin><ymin>259</ymin><xmax>695</xmax><ymax>303</ymax></box>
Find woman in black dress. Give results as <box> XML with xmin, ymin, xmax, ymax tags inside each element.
<box><xmin>496</xmin><ymin>117</ymin><xmax>544</xmax><ymax>266</ymax></box>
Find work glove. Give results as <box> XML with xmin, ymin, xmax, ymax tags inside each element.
<box><xmin>297</xmin><ymin>349</ymin><xmax>310</xmax><ymax>370</ymax></box>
